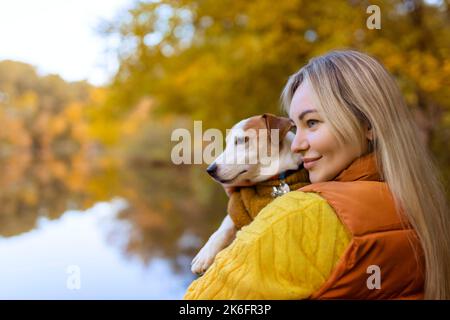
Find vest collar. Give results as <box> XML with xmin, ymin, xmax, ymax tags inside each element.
<box><xmin>333</xmin><ymin>152</ymin><xmax>382</xmax><ymax>182</ymax></box>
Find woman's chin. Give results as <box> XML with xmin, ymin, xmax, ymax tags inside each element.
<box><xmin>307</xmin><ymin>172</ymin><xmax>320</xmax><ymax>183</ymax></box>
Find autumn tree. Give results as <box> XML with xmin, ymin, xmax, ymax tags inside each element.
<box><xmin>99</xmin><ymin>0</ymin><xmax>450</xmax><ymax>194</ymax></box>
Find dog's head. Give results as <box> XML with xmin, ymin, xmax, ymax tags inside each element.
<box><xmin>206</xmin><ymin>113</ymin><xmax>303</xmax><ymax>187</ymax></box>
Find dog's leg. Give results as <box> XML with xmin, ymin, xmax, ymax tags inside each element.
<box><xmin>191</xmin><ymin>215</ymin><xmax>237</xmax><ymax>276</ymax></box>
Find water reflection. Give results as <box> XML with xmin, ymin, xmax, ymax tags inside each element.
<box><xmin>0</xmin><ymin>151</ymin><xmax>227</xmax><ymax>299</ymax></box>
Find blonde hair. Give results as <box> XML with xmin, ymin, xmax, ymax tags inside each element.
<box><xmin>281</xmin><ymin>50</ymin><xmax>450</xmax><ymax>299</ymax></box>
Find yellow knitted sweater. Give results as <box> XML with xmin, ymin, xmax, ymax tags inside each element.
<box><xmin>184</xmin><ymin>191</ymin><xmax>351</xmax><ymax>299</ymax></box>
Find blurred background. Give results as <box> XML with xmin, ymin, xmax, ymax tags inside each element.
<box><xmin>0</xmin><ymin>0</ymin><xmax>449</xmax><ymax>299</ymax></box>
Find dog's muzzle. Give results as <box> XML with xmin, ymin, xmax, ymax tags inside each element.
<box><xmin>206</xmin><ymin>163</ymin><xmax>218</xmax><ymax>178</ymax></box>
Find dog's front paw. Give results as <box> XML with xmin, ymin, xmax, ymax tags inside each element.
<box><xmin>190</xmin><ymin>248</ymin><xmax>215</xmax><ymax>276</ymax></box>
<box><xmin>190</xmin><ymin>231</ymin><xmax>231</xmax><ymax>276</ymax></box>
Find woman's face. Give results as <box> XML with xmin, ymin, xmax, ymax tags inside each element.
<box><xmin>289</xmin><ymin>80</ymin><xmax>370</xmax><ymax>183</ymax></box>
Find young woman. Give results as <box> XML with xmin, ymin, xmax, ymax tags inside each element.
<box><xmin>184</xmin><ymin>50</ymin><xmax>450</xmax><ymax>299</ymax></box>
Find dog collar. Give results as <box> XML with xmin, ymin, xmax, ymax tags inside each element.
<box><xmin>270</xmin><ymin>163</ymin><xmax>305</xmax><ymax>198</ymax></box>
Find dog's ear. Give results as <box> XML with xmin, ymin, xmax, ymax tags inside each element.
<box><xmin>261</xmin><ymin>113</ymin><xmax>293</xmax><ymax>144</ymax></box>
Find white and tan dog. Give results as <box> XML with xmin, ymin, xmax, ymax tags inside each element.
<box><xmin>191</xmin><ymin>113</ymin><xmax>303</xmax><ymax>275</ymax></box>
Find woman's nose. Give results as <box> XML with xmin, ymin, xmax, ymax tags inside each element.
<box><xmin>291</xmin><ymin>132</ymin><xmax>309</xmax><ymax>153</ymax></box>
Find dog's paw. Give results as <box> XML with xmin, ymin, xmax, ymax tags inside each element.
<box><xmin>190</xmin><ymin>249</ymin><xmax>215</xmax><ymax>276</ymax></box>
<box><xmin>190</xmin><ymin>231</ymin><xmax>231</xmax><ymax>276</ymax></box>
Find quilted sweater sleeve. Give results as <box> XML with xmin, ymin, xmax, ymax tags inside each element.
<box><xmin>183</xmin><ymin>191</ymin><xmax>351</xmax><ymax>300</ymax></box>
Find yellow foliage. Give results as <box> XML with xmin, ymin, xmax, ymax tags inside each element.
<box><xmin>64</xmin><ymin>102</ymin><xmax>83</xmax><ymax>121</ymax></box>
<box><xmin>49</xmin><ymin>116</ymin><xmax>67</xmax><ymax>136</ymax></box>
<box><xmin>16</xmin><ymin>90</ymin><xmax>38</xmax><ymax>112</ymax></box>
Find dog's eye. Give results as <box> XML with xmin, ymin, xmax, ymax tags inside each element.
<box><xmin>290</xmin><ymin>126</ymin><xmax>297</xmax><ymax>134</ymax></box>
<box><xmin>244</xmin><ymin>136</ymin><xmax>249</xmax><ymax>143</ymax></box>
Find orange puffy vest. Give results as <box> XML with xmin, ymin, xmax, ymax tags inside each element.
<box><xmin>299</xmin><ymin>153</ymin><xmax>425</xmax><ymax>299</ymax></box>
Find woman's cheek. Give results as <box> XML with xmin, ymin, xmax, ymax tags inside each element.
<box><xmin>307</xmin><ymin>131</ymin><xmax>323</xmax><ymax>152</ymax></box>
<box><xmin>310</xmin><ymin>127</ymin><xmax>334</xmax><ymax>154</ymax></box>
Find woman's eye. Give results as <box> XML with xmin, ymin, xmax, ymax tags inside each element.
<box><xmin>306</xmin><ymin>119</ymin><xmax>319</xmax><ymax>128</ymax></box>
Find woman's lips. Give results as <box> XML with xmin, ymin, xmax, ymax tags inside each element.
<box><xmin>303</xmin><ymin>156</ymin><xmax>322</xmax><ymax>170</ymax></box>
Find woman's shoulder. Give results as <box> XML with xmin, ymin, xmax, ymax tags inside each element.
<box><xmin>256</xmin><ymin>190</ymin><xmax>333</xmax><ymax>221</ymax></box>
<box><xmin>237</xmin><ymin>190</ymin><xmax>348</xmax><ymax>242</ymax></box>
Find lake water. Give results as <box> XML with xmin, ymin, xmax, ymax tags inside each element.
<box><xmin>0</xmin><ymin>152</ymin><xmax>227</xmax><ymax>299</ymax></box>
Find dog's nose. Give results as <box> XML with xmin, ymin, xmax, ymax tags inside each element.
<box><xmin>206</xmin><ymin>163</ymin><xmax>217</xmax><ymax>177</ymax></box>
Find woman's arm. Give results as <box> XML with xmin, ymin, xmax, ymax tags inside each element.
<box><xmin>184</xmin><ymin>191</ymin><xmax>351</xmax><ymax>299</ymax></box>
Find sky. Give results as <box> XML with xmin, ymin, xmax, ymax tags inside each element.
<box><xmin>0</xmin><ymin>0</ymin><xmax>134</xmax><ymax>86</ymax></box>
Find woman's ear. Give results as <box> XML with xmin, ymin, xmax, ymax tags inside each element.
<box><xmin>365</xmin><ymin>123</ymin><xmax>375</xmax><ymax>153</ymax></box>
<box><xmin>365</xmin><ymin>121</ymin><xmax>373</xmax><ymax>141</ymax></box>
